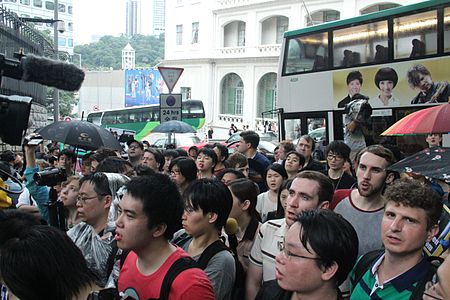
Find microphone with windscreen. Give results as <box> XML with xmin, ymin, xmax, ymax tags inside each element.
<box><xmin>225</xmin><ymin>218</ymin><xmax>239</xmax><ymax>256</ymax></box>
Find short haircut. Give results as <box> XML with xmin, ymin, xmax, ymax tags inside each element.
<box><xmin>356</xmin><ymin>144</ymin><xmax>396</xmax><ymax>168</ymax></box>
<box><xmin>79</xmin><ymin>172</ymin><xmax>112</xmax><ymax>197</ymax></box>
<box><xmin>124</xmin><ymin>174</ymin><xmax>183</xmax><ymax>239</ymax></box>
<box><xmin>145</xmin><ymin>148</ymin><xmax>165</xmax><ymax>171</ymax></box>
<box><xmin>325</xmin><ymin>140</ymin><xmax>351</xmax><ymax>160</ymax></box>
<box><xmin>279</xmin><ymin>140</ymin><xmax>295</xmax><ymax>154</ymax></box>
<box><xmin>214</xmin><ymin>143</ymin><xmax>229</xmax><ymax>162</ymax></box>
<box><xmin>169</xmin><ymin>157</ymin><xmax>198</xmax><ymax>183</ymax></box>
<box><xmin>96</xmin><ymin>157</ymin><xmax>132</xmax><ymax>174</ymax></box>
<box><xmin>91</xmin><ymin>148</ymin><xmax>117</xmax><ymax>163</ymax></box>
<box><xmin>175</xmin><ymin>148</ymin><xmax>188</xmax><ymax>157</ymax></box>
<box><xmin>228</xmin><ymin>178</ymin><xmax>259</xmax><ymax>220</ymax></box>
<box><xmin>184</xmin><ymin>179</ymin><xmax>233</xmax><ymax>231</ymax></box>
<box><xmin>283</xmin><ymin>151</ymin><xmax>306</xmax><ymax>169</ymax></box>
<box><xmin>0</xmin><ymin>150</ymin><xmax>15</xmax><ymax>163</ymax></box>
<box><xmin>294</xmin><ymin>171</ymin><xmax>334</xmax><ymax>204</ymax></box>
<box><xmin>374</xmin><ymin>67</ymin><xmax>398</xmax><ymax>88</ymax></box>
<box><xmin>163</xmin><ymin>149</ymin><xmax>179</xmax><ymax>159</ymax></box>
<box><xmin>240</xmin><ymin>131</ymin><xmax>260</xmax><ymax>149</ymax></box>
<box><xmin>188</xmin><ymin>145</ymin><xmax>199</xmax><ymax>153</ymax></box>
<box><xmin>216</xmin><ymin>168</ymin><xmax>246</xmax><ymax>182</ymax></box>
<box><xmin>384</xmin><ymin>180</ymin><xmax>442</xmax><ymax>229</ymax></box>
<box><xmin>226</xmin><ymin>152</ymin><xmax>248</xmax><ymax>168</ymax></box>
<box><xmin>294</xmin><ymin>209</ymin><xmax>359</xmax><ymax>286</ymax></box>
<box><xmin>0</xmin><ymin>225</ymin><xmax>95</xmax><ymax>300</ymax></box>
<box><xmin>407</xmin><ymin>64</ymin><xmax>431</xmax><ymax>88</ymax></box>
<box><xmin>0</xmin><ymin>161</ymin><xmax>11</xmax><ymax>181</ymax></box>
<box><xmin>0</xmin><ymin>210</ymin><xmax>44</xmax><ymax>245</ymax></box>
<box><xmin>266</xmin><ymin>163</ymin><xmax>288</xmax><ymax>179</ymax></box>
<box><xmin>133</xmin><ymin>164</ymin><xmax>155</xmax><ymax>176</ymax></box>
<box><xmin>197</xmin><ymin>147</ymin><xmax>218</xmax><ymax>166</ymax></box>
<box><xmin>59</xmin><ymin>149</ymin><xmax>77</xmax><ymax>164</ymax></box>
<box><xmin>346</xmin><ymin>70</ymin><xmax>363</xmax><ymax>85</ymax></box>
<box><xmin>299</xmin><ymin>134</ymin><xmax>316</xmax><ymax>152</ymax></box>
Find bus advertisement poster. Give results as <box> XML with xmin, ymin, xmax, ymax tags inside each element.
<box><xmin>333</xmin><ymin>56</ymin><xmax>450</xmax><ymax>109</ymax></box>
<box><xmin>125</xmin><ymin>69</ymin><xmax>166</xmax><ymax>107</ymax></box>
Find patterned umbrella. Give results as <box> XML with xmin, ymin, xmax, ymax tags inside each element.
<box><xmin>381</xmin><ymin>102</ymin><xmax>450</xmax><ymax>136</ymax></box>
<box><xmin>388</xmin><ymin>147</ymin><xmax>450</xmax><ymax>182</ymax></box>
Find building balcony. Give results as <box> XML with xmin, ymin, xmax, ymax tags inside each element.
<box><xmin>216</xmin><ymin>44</ymin><xmax>281</xmax><ymax>58</ymax></box>
<box><xmin>218</xmin><ymin>114</ymin><xmax>243</xmax><ymax>124</ymax></box>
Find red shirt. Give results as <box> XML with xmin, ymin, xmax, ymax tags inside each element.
<box><xmin>118</xmin><ymin>247</ymin><xmax>215</xmax><ymax>300</ymax></box>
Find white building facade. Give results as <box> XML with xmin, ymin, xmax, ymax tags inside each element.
<box><xmin>1</xmin><ymin>0</ymin><xmax>74</xmax><ymax>54</ymax></box>
<box><xmin>163</xmin><ymin>0</ymin><xmax>420</xmax><ymax>130</ymax></box>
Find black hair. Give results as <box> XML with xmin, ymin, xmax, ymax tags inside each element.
<box><xmin>214</xmin><ymin>143</ymin><xmax>229</xmax><ymax>162</ymax></box>
<box><xmin>346</xmin><ymin>70</ymin><xmax>363</xmax><ymax>85</ymax></box>
<box><xmin>216</xmin><ymin>168</ymin><xmax>246</xmax><ymax>182</ymax></box>
<box><xmin>145</xmin><ymin>148</ymin><xmax>165</xmax><ymax>172</ymax></box>
<box><xmin>295</xmin><ymin>209</ymin><xmax>359</xmax><ymax>286</ymax></box>
<box><xmin>175</xmin><ymin>148</ymin><xmax>188</xmax><ymax>157</ymax></box>
<box><xmin>96</xmin><ymin>157</ymin><xmax>133</xmax><ymax>174</ymax></box>
<box><xmin>325</xmin><ymin>140</ymin><xmax>351</xmax><ymax>160</ymax></box>
<box><xmin>169</xmin><ymin>157</ymin><xmax>198</xmax><ymax>183</ymax></box>
<box><xmin>124</xmin><ymin>174</ymin><xmax>183</xmax><ymax>240</ymax></box>
<box><xmin>184</xmin><ymin>178</ymin><xmax>233</xmax><ymax>230</ymax></box>
<box><xmin>374</xmin><ymin>67</ymin><xmax>398</xmax><ymax>88</ymax></box>
<box><xmin>265</xmin><ymin>163</ymin><xmax>288</xmax><ymax>180</ymax></box>
<box><xmin>282</xmin><ymin>151</ymin><xmax>306</xmax><ymax>170</ymax></box>
<box><xmin>0</xmin><ymin>150</ymin><xmax>15</xmax><ymax>163</ymax></box>
<box><xmin>164</xmin><ymin>149</ymin><xmax>180</xmax><ymax>159</ymax></box>
<box><xmin>58</xmin><ymin>149</ymin><xmax>77</xmax><ymax>164</ymax></box>
<box><xmin>228</xmin><ymin>178</ymin><xmax>260</xmax><ymax>221</ymax></box>
<box><xmin>0</xmin><ymin>210</ymin><xmax>45</xmax><ymax>245</ymax></box>
<box><xmin>91</xmin><ymin>148</ymin><xmax>117</xmax><ymax>163</ymax></box>
<box><xmin>240</xmin><ymin>131</ymin><xmax>260</xmax><ymax>149</ymax></box>
<box><xmin>197</xmin><ymin>147</ymin><xmax>218</xmax><ymax>168</ymax></box>
<box><xmin>275</xmin><ymin>179</ymin><xmax>293</xmax><ymax>218</ymax></box>
<box><xmin>79</xmin><ymin>172</ymin><xmax>112</xmax><ymax>197</ymax></box>
<box><xmin>0</xmin><ymin>161</ymin><xmax>11</xmax><ymax>181</ymax></box>
<box><xmin>0</xmin><ymin>225</ymin><xmax>95</xmax><ymax>300</ymax></box>
<box><xmin>133</xmin><ymin>164</ymin><xmax>155</xmax><ymax>176</ymax></box>
<box><xmin>48</xmin><ymin>156</ymin><xmax>58</xmax><ymax>165</ymax></box>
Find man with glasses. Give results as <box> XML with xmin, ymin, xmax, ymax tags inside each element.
<box><xmin>246</xmin><ymin>171</ymin><xmax>334</xmax><ymax>300</ymax></box>
<box><xmin>255</xmin><ymin>209</ymin><xmax>359</xmax><ymax>300</ymax></box>
<box><xmin>332</xmin><ymin>145</ymin><xmax>396</xmax><ymax>296</ymax></box>
<box><xmin>68</xmin><ymin>172</ymin><xmax>118</xmax><ymax>288</ymax></box>
<box><xmin>350</xmin><ymin>180</ymin><xmax>441</xmax><ymax>300</ymax></box>
<box><xmin>324</xmin><ymin>140</ymin><xmax>355</xmax><ymax>190</ymax></box>
<box><xmin>127</xmin><ymin>139</ymin><xmax>144</xmax><ymax>167</ymax></box>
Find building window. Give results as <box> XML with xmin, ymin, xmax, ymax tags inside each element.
<box><xmin>192</xmin><ymin>22</ymin><xmax>199</xmax><ymax>44</ymax></box>
<box><xmin>361</xmin><ymin>3</ymin><xmax>401</xmax><ymax>15</ymax></box>
<box><xmin>176</xmin><ymin>24</ymin><xmax>183</xmax><ymax>45</ymax></box>
<box><xmin>68</xmin><ymin>22</ymin><xmax>73</xmax><ymax>31</ymax></box>
<box><xmin>58</xmin><ymin>37</ymin><xmax>66</xmax><ymax>46</ymax></box>
<box><xmin>68</xmin><ymin>38</ymin><xmax>73</xmax><ymax>47</ymax></box>
<box><xmin>276</xmin><ymin>16</ymin><xmax>289</xmax><ymax>44</ymax></box>
<box><xmin>20</xmin><ymin>0</ymin><xmax>30</xmax><ymax>5</ymax></box>
<box><xmin>180</xmin><ymin>87</ymin><xmax>191</xmax><ymax>100</ymax></box>
<box><xmin>235</xmin><ymin>83</ymin><xmax>244</xmax><ymax>115</ymax></box>
<box><xmin>257</xmin><ymin>73</ymin><xmax>277</xmax><ymax>118</ymax></box>
<box><xmin>58</xmin><ymin>3</ymin><xmax>65</xmax><ymax>12</ymax></box>
<box><xmin>306</xmin><ymin>10</ymin><xmax>340</xmax><ymax>26</ymax></box>
<box><xmin>45</xmin><ymin>1</ymin><xmax>54</xmax><ymax>10</ymax></box>
<box><xmin>238</xmin><ymin>21</ymin><xmax>246</xmax><ymax>46</ymax></box>
<box><xmin>68</xmin><ymin>5</ymin><xmax>72</xmax><ymax>14</ymax></box>
<box><xmin>221</xmin><ymin>73</ymin><xmax>244</xmax><ymax>116</ymax></box>
<box><xmin>33</xmin><ymin>0</ymin><xmax>42</xmax><ymax>7</ymax></box>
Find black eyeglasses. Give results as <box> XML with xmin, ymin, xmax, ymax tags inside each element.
<box><xmin>278</xmin><ymin>241</ymin><xmax>321</xmax><ymax>261</ymax></box>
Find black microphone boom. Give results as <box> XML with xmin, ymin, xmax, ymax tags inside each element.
<box><xmin>0</xmin><ymin>53</ymin><xmax>85</xmax><ymax>91</ymax></box>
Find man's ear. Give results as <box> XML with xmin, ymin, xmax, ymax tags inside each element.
<box><xmin>208</xmin><ymin>212</ymin><xmax>218</xmax><ymax>225</ymax></box>
<box><xmin>152</xmin><ymin>223</ymin><xmax>168</xmax><ymax>238</ymax></box>
<box><xmin>241</xmin><ymin>199</ymin><xmax>251</xmax><ymax>211</ymax></box>
<box><xmin>321</xmin><ymin>261</ymin><xmax>338</xmax><ymax>282</ymax></box>
<box><xmin>103</xmin><ymin>195</ymin><xmax>113</xmax><ymax>209</ymax></box>
<box><xmin>319</xmin><ymin>201</ymin><xmax>330</xmax><ymax>210</ymax></box>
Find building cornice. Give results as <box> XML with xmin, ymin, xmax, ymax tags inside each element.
<box><xmin>162</xmin><ymin>55</ymin><xmax>279</xmax><ymax>65</ymax></box>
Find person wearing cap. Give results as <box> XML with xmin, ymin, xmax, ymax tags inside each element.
<box><xmin>370</xmin><ymin>67</ymin><xmax>400</xmax><ymax>107</ymax></box>
<box><xmin>127</xmin><ymin>139</ymin><xmax>144</xmax><ymax>168</ymax></box>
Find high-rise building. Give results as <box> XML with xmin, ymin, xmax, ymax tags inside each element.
<box><xmin>152</xmin><ymin>0</ymin><xmax>164</xmax><ymax>36</ymax></box>
<box><xmin>1</xmin><ymin>0</ymin><xmax>74</xmax><ymax>55</ymax></box>
<box><xmin>126</xmin><ymin>0</ymin><xmax>140</xmax><ymax>37</ymax></box>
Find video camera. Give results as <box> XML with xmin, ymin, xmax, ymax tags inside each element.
<box><xmin>34</xmin><ymin>167</ymin><xmax>67</xmax><ymax>187</ymax></box>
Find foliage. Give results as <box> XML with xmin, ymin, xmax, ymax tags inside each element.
<box><xmin>74</xmin><ymin>34</ymin><xmax>165</xmax><ymax>70</ymax></box>
<box><xmin>45</xmin><ymin>89</ymin><xmax>79</xmax><ymax>119</ymax></box>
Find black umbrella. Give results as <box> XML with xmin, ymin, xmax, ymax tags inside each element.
<box><xmin>37</xmin><ymin>120</ymin><xmax>122</xmax><ymax>151</ymax></box>
<box><xmin>388</xmin><ymin>147</ymin><xmax>450</xmax><ymax>182</ymax></box>
<box><xmin>151</xmin><ymin>120</ymin><xmax>196</xmax><ymax>134</ymax></box>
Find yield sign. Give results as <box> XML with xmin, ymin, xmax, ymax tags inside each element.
<box><xmin>158</xmin><ymin>67</ymin><xmax>184</xmax><ymax>93</ymax></box>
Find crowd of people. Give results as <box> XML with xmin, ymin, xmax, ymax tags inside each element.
<box><xmin>0</xmin><ymin>129</ymin><xmax>448</xmax><ymax>300</ymax></box>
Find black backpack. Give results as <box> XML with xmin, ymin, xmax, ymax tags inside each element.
<box><xmin>351</xmin><ymin>249</ymin><xmax>441</xmax><ymax>300</ymax></box>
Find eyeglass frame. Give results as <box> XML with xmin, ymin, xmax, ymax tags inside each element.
<box><xmin>423</xmin><ymin>273</ymin><xmax>444</xmax><ymax>300</ymax></box>
<box><xmin>76</xmin><ymin>195</ymin><xmax>99</xmax><ymax>204</ymax></box>
<box><xmin>326</xmin><ymin>153</ymin><xmax>344</xmax><ymax>161</ymax></box>
<box><xmin>277</xmin><ymin>241</ymin><xmax>322</xmax><ymax>261</ymax></box>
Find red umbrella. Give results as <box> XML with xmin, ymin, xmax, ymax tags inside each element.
<box><xmin>381</xmin><ymin>103</ymin><xmax>450</xmax><ymax>136</ymax></box>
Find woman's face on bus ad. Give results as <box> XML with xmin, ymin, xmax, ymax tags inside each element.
<box><xmin>348</xmin><ymin>79</ymin><xmax>361</xmax><ymax>96</ymax></box>
<box><xmin>379</xmin><ymin>80</ymin><xmax>394</xmax><ymax>97</ymax></box>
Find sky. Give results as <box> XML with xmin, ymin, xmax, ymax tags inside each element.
<box><xmin>73</xmin><ymin>0</ymin><xmax>128</xmax><ymax>45</ymax></box>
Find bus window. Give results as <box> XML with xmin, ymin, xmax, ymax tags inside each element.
<box><xmin>87</xmin><ymin>112</ymin><xmax>102</xmax><ymax>125</ymax></box>
<box><xmin>117</xmin><ymin>111</ymin><xmax>129</xmax><ymax>124</ymax></box>
<box><xmin>445</xmin><ymin>7</ymin><xmax>450</xmax><ymax>53</ymax></box>
<box><xmin>394</xmin><ymin>10</ymin><xmax>437</xmax><ymax>59</ymax></box>
<box><xmin>284</xmin><ymin>119</ymin><xmax>302</xmax><ymax>141</ymax></box>
<box><xmin>333</xmin><ymin>20</ymin><xmax>388</xmax><ymax>67</ymax></box>
<box><xmin>128</xmin><ymin>109</ymin><xmax>143</xmax><ymax>122</ymax></box>
<box><xmin>284</xmin><ymin>32</ymin><xmax>328</xmax><ymax>74</ymax></box>
<box><xmin>103</xmin><ymin>111</ymin><xmax>116</xmax><ymax>124</ymax></box>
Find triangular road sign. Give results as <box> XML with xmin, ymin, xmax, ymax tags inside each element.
<box><xmin>158</xmin><ymin>67</ymin><xmax>184</xmax><ymax>93</ymax></box>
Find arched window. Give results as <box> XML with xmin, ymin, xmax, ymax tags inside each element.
<box><xmin>306</xmin><ymin>10</ymin><xmax>340</xmax><ymax>26</ymax></box>
<box><xmin>221</xmin><ymin>73</ymin><xmax>244</xmax><ymax>116</ymax></box>
<box><xmin>360</xmin><ymin>3</ymin><xmax>401</xmax><ymax>15</ymax></box>
<box><xmin>261</xmin><ymin>16</ymin><xmax>289</xmax><ymax>44</ymax></box>
<box><xmin>224</xmin><ymin>21</ymin><xmax>246</xmax><ymax>47</ymax></box>
<box><xmin>257</xmin><ymin>73</ymin><xmax>277</xmax><ymax>118</ymax></box>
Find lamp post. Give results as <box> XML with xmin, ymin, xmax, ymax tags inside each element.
<box><xmin>53</xmin><ymin>0</ymin><xmax>59</xmax><ymax>122</ymax></box>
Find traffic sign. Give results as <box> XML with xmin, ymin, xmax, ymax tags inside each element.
<box><xmin>160</xmin><ymin>93</ymin><xmax>182</xmax><ymax>123</ymax></box>
<box><xmin>64</xmin><ymin>116</ymin><xmax>72</xmax><ymax>122</ymax></box>
<box><xmin>158</xmin><ymin>67</ymin><xmax>184</xmax><ymax>93</ymax></box>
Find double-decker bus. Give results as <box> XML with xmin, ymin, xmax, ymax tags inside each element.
<box><xmin>86</xmin><ymin>100</ymin><xmax>205</xmax><ymax>140</ymax></box>
<box><xmin>277</xmin><ymin>0</ymin><xmax>449</xmax><ymax>156</ymax></box>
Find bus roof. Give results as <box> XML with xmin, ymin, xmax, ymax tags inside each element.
<box><xmin>284</xmin><ymin>0</ymin><xmax>450</xmax><ymax>38</ymax></box>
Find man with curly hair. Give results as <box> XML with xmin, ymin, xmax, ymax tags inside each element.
<box><xmin>349</xmin><ymin>180</ymin><xmax>442</xmax><ymax>299</ymax></box>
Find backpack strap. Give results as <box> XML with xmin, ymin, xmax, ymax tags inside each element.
<box><xmin>158</xmin><ymin>256</ymin><xmax>199</xmax><ymax>300</ymax></box>
<box><xmin>197</xmin><ymin>240</ymin><xmax>229</xmax><ymax>269</ymax></box>
<box><xmin>350</xmin><ymin>249</ymin><xmax>384</xmax><ymax>288</ymax></box>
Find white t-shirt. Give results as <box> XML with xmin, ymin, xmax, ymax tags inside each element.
<box><xmin>16</xmin><ymin>187</ymin><xmax>37</xmax><ymax>207</ymax></box>
<box><xmin>256</xmin><ymin>192</ymin><xmax>277</xmax><ymax>223</ymax></box>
